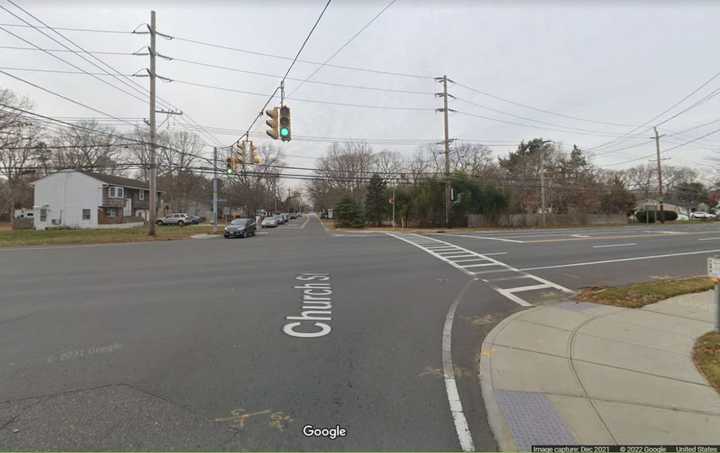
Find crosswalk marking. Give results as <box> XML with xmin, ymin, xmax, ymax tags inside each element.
<box><xmin>386</xmin><ymin>232</ymin><xmax>574</xmax><ymax>306</ymax></box>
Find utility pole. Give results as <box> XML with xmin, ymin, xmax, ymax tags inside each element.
<box><xmin>653</xmin><ymin>126</ymin><xmax>666</xmax><ymax>224</ymax></box>
<box><xmin>392</xmin><ymin>184</ymin><xmax>396</xmax><ymax>228</ymax></box>
<box><xmin>540</xmin><ymin>149</ymin><xmax>546</xmax><ymax>227</ymax></box>
<box><xmin>148</xmin><ymin>10</ymin><xmax>157</xmax><ymax>236</ymax></box>
<box><xmin>435</xmin><ymin>75</ymin><xmax>456</xmax><ymax>228</ymax></box>
<box><xmin>132</xmin><ymin>12</ymin><xmax>180</xmax><ymax>236</ymax></box>
<box><xmin>212</xmin><ymin>146</ymin><xmax>218</xmax><ymax>234</ymax></box>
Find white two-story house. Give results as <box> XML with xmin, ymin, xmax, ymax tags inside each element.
<box><xmin>31</xmin><ymin>170</ymin><xmax>163</xmax><ymax>230</ymax></box>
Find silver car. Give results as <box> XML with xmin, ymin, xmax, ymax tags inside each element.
<box><xmin>156</xmin><ymin>213</ymin><xmax>191</xmax><ymax>226</ymax></box>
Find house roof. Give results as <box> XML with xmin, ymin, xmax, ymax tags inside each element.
<box><xmin>79</xmin><ymin>171</ymin><xmax>162</xmax><ymax>192</ymax></box>
<box><xmin>30</xmin><ymin>170</ymin><xmax>164</xmax><ymax>192</ymax></box>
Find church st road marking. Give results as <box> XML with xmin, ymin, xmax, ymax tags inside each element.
<box><xmin>283</xmin><ymin>273</ymin><xmax>333</xmax><ymax>338</ymax></box>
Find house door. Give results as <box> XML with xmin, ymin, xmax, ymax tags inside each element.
<box><xmin>123</xmin><ymin>198</ymin><xmax>132</xmax><ymax>217</ymax></box>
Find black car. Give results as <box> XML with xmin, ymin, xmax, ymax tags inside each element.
<box><xmin>224</xmin><ymin>218</ymin><xmax>256</xmax><ymax>238</ymax></box>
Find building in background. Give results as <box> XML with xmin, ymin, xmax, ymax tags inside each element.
<box><xmin>31</xmin><ymin>170</ymin><xmax>163</xmax><ymax>230</ymax></box>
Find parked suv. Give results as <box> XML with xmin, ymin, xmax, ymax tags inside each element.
<box><xmin>157</xmin><ymin>213</ymin><xmax>191</xmax><ymax>226</ymax></box>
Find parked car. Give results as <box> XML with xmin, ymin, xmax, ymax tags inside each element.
<box><xmin>690</xmin><ymin>212</ymin><xmax>716</xmax><ymax>220</ymax></box>
<box><xmin>262</xmin><ymin>216</ymin><xmax>279</xmax><ymax>228</ymax></box>
<box><xmin>275</xmin><ymin>214</ymin><xmax>286</xmax><ymax>225</ymax></box>
<box><xmin>190</xmin><ymin>215</ymin><xmax>203</xmax><ymax>224</ymax></box>
<box><xmin>224</xmin><ymin>218</ymin><xmax>256</xmax><ymax>238</ymax></box>
<box><xmin>157</xmin><ymin>213</ymin><xmax>191</xmax><ymax>225</ymax></box>
<box><xmin>677</xmin><ymin>213</ymin><xmax>689</xmax><ymax>221</ymax></box>
<box><xmin>289</xmin><ymin>213</ymin><xmax>298</xmax><ymax>219</ymax></box>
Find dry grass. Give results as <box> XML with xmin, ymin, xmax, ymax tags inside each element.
<box><xmin>694</xmin><ymin>331</ymin><xmax>720</xmax><ymax>394</ymax></box>
<box><xmin>0</xmin><ymin>224</ymin><xmax>216</xmax><ymax>248</ymax></box>
<box><xmin>576</xmin><ymin>276</ymin><xmax>715</xmax><ymax>308</ymax></box>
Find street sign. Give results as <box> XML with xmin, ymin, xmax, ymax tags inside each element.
<box><xmin>708</xmin><ymin>256</ymin><xmax>720</xmax><ymax>279</ymax></box>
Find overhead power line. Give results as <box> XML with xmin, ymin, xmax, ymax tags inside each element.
<box><xmin>173</xmin><ymin>79</ymin><xmax>435</xmax><ymax>111</ymax></box>
<box><xmin>173</xmin><ymin>35</ymin><xmax>432</xmax><ymax>80</ymax></box>
<box><xmin>587</xmin><ymin>66</ymin><xmax>720</xmax><ymax>152</ymax></box>
<box><xmin>288</xmin><ymin>0</ymin><xmax>397</xmax><ymax>97</ymax></box>
<box><xmin>604</xmin><ymin>124</ymin><xmax>720</xmax><ymax>167</ymax></box>
<box><xmin>454</xmin><ymin>96</ymin><xmax>641</xmax><ymax>138</ymax></box>
<box><xmin>0</xmin><ymin>22</ymin><xmax>132</xmax><ymax>34</ymax></box>
<box><xmin>0</xmin><ymin>44</ymin><xmax>135</xmax><ymax>55</ymax></box>
<box><xmin>455</xmin><ymin>110</ymin><xmax>636</xmax><ymax>138</ymax></box>
<box><xmin>236</xmin><ymin>0</ymin><xmax>330</xmax><ymax>143</ymax></box>
<box><xmin>2</xmin><ymin>0</ymin><xmax>221</xmax><ymax>147</ymax></box>
<box><xmin>171</xmin><ymin>57</ymin><xmax>432</xmax><ymax>96</ymax></box>
<box><xmin>454</xmin><ymin>81</ymin><xmax>638</xmax><ymax>128</ymax></box>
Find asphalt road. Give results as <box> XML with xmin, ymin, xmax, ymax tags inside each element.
<box><xmin>0</xmin><ymin>216</ymin><xmax>718</xmax><ymax>451</ymax></box>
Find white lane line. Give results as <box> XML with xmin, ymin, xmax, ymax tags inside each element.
<box><xmin>571</xmin><ymin>234</ymin><xmax>591</xmax><ymax>238</ymax></box>
<box><xmin>461</xmin><ymin>263</ymin><xmax>501</xmax><ymax>268</ymax></box>
<box><xmin>592</xmin><ymin>243</ymin><xmax>637</xmax><ymax>248</ymax></box>
<box><xmin>299</xmin><ymin>215</ymin><xmax>310</xmax><ymax>229</ymax></box>
<box><xmin>442</xmin><ymin>280</ymin><xmax>476</xmax><ymax>452</ymax></box>
<box><xmin>698</xmin><ymin>237</ymin><xmax>720</xmax><ymax>241</ymax></box>
<box><xmin>652</xmin><ymin>230</ymin><xmax>685</xmax><ymax>235</ymax></box>
<box><xmin>497</xmin><ymin>248</ymin><xmax>720</xmax><ymax>272</ymax></box>
<box><xmin>444</xmin><ymin>254</ymin><xmax>478</xmax><ymax>259</ymax></box>
<box><xmin>431</xmin><ymin>233</ymin><xmax>526</xmax><ymax>243</ymax></box>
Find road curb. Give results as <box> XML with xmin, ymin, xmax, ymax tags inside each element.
<box><xmin>478</xmin><ymin>308</ymin><xmax>537</xmax><ymax>452</ymax></box>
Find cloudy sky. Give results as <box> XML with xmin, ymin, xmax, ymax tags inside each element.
<box><xmin>2</xmin><ymin>0</ymin><xmax>720</xmax><ymax>187</ymax></box>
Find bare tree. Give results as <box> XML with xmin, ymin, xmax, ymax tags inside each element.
<box><xmin>372</xmin><ymin>150</ymin><xmax>403</xmax><ymax>178</ymax></box>
<box><xmin>311</xmin><ymin>141</ymin><xmax>374</xmax><ymax>206</ymax></box>
<box><xmin>406</xmin><ymin>146</ymin><xmax>435</xmax><ymax>183</ymax></box>
<box><xmin>49</xmin><ymin>120</ymin><xmax>124</xmax><ymax>174</ymax></box>
<box><xmin>0</xmin><ymin>89</ymin><xmax>38</xmax><ymax>225</ymax></box>
<box><xmin>622</xmin><ymin>164</ymin><xmax>656</xmax><ymax>199</ymax></box>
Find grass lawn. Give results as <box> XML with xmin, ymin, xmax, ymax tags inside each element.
<box><xmin>576</xmin><ymin>276</ymin><xmax>715</xmax><ymax>308</ymax></box>
<box><xmin>0</xmin><ymin>224</ymin><xmax>217</xmax><ymax>248</ymax></box>
<box><xmin>694</xmin><ymin>331</ymin><xmax>720</xmax><ymax>394</ymax></box>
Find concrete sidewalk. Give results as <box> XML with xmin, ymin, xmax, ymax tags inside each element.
<box><xmin>479</xmin><ymin>291</ymin><xmax>720</xmax><ymax>451</ymax></box>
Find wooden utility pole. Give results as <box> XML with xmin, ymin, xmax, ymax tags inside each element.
<box><xmin>148</xmin><ymin>10</ymin><xmax>157</xmax><ymax>236</ymax></box>
<box><xmin>540</xmin><ymin>149</ymin><xmax>546</xmax><ymax>227</ymax></box>
<box><xmin>212</xmin><ymin>146</ymin><xmax>218</xmax><ymax>233</ymax></box>
<box><xmin>435</xmin><ymin>75</ymin><xmax>455</xmax><ymax>228</ymax></box>
<box><xmin>653</xmin><ymin>126</ymin><xmax>665</xmax><ymax>224</ymax></box>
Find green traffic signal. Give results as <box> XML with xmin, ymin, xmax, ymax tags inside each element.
<box><xmin>280</xmin><ymin>127</ymin><xmax>289</xmax><ymax>137</ymax></box>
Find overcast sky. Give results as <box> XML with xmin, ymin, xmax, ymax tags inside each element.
<box><xmin>2</xmin><ymin>0</ymin><xmax>720</xmax><ymax>188</ymax></box>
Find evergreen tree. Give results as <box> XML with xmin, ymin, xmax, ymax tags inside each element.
<box><xmin>365</xmin><ymin>173</ymin><xmax>387</xmax><ymax>226</ymax></box>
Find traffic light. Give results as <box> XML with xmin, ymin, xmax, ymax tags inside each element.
<box><xmin>250</xmin><ymin>142</ymin><xmax>262</xmax><ymax>164</ymax></box>
<box><xmin>265</xmin><ymin>107</ymin><xmax>279</xmax><ymax>140</ymax></box>
<box><xmin>279</xmin><ymin>105</ymin><xmax>291</xmax><ymax>142</ymax></box>
<box><xmin>226</xmin><ymin>157</ymin><xmax>234</xmax><ymax>175</ymax></box>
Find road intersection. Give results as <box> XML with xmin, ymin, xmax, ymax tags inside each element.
<box><xmin>0</xmin><ymin>216</ymin><xmax>718</xmax><ymax>450</ymax></box>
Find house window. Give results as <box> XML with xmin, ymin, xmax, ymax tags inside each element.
<box><xmin>138</xmin><ymin>190</ymin><xmax>145</xmax><ymax>201</ymax></box>
<box><xmin>108</xmin><ymin>186</ymin><xmax>124</xmax><ymax>198</ymax></box>
<box><xmin>40</xmin><ymin>208</ymin><xmax>47</xmax><ymax>222</ymax></box>
<box><xmin>82</xmin><ymin>209</ymin><xmax>91</xmax><ymax>220</ymax></box>
<box><xmin>106</xmin><ymin>208</ymin><xmax>117</xmax><ymax>218</ymax></box>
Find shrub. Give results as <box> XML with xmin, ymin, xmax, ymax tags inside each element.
<box><xmin>335</xmin><ymin>197</ymin><xmax>365</xmax><ymax>228</ymax></box>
